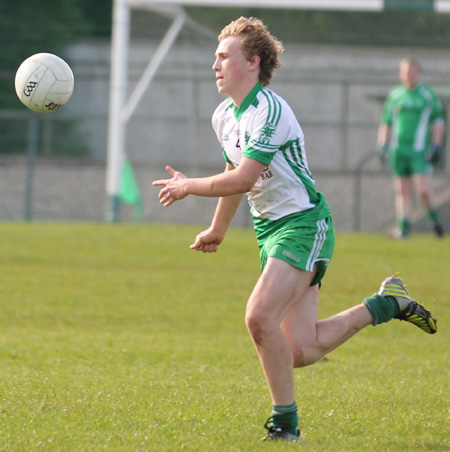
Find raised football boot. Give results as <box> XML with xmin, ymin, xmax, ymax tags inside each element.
<box><xmin>378</xmin><ymin>275</ymin><xmax>437</xmax><ymax>334</ymax></box>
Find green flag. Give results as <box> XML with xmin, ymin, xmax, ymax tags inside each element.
<box><xmin>120</xmin><ymin>157</ymin><xmax>142</xmax><ymax>221</ymax></box>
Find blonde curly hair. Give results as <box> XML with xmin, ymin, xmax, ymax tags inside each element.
<box><xmin>218</xmin><ymin>17</ymin><xmax>284</xmax><ymax>87</ymax></box>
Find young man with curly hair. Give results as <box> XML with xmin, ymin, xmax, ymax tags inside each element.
<box><xmin>154</xmin><ymin>17</ymin><xmax>437</xmax><ymax>442</ymax></box>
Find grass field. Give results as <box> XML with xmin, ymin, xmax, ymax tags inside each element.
<box><xmin>0</xmin><ymin>223</ymin><xmax>448</xmax><ymax>452</ymax></box>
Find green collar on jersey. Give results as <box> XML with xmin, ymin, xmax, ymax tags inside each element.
<box><xmin>234</xmin><ymin>82</ymin><xmax>263</xmax><ymax>121</ymax></box>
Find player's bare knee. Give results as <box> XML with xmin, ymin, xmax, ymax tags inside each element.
<box><xmin>245</xmin><ymin>311</ymin><xmax>271</xmax><ymax>346</ymax></box>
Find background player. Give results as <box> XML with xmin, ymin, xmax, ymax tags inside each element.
<box><xmin>377</xmin><ymin>58</ymin><xmax>445</xmax><ymax>239</ymax></box>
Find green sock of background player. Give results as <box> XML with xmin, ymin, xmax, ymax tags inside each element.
<box><xmin>399</xmin><ymin>218</ymin><xmax>411</xmax><ymax>235</ymax></box>
<box><xmin>427</xmin><ymin>208</ymin><xmax>439</xmax><ymax>225</ymax></box>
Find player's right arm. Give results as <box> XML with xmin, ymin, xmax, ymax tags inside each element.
<box><xmin>377</xmin><ymin>123</ymin><xmax>391</xmax><ymax>147</ymax></box>
<box><xmin>190</xmin><ymin>162</ymin><xmax>244</xmax><ymax>253</ymax></box>
<box><xmin>376</xmin><ymin>93</ymin><xmax>394</xmax><ymax>158</ymax></box>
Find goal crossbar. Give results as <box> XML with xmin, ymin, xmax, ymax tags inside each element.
<box><xmin>131</xmin><ymin>0</ymin><xmax>383</xmax><ymax>11</ymax></box>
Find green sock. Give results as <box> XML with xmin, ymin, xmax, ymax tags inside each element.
<box><xmin>270</xmin><ymin>401</ymin><xmax>298</xmax><ymax>436</ymax></box>
<box><xmin>363</xmin><ymin>294</ymin><xmax>400</xmax><ymax>325</ymax></box>
<box><xmin>399</xmin><ymin>218</ymin><xmax>411</xmax><ymax>234</ymax></box>
<box><xmin>427</xmin><ymin>209</ymin><xmax>439</xmax><ymax>224</ymax></box>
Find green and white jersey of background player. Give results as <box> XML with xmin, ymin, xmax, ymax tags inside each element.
<box><xmin>212</xmin><ymin>82</ymin><xmax>335</xmax><ymax>283</ymax></box>
<box><xmin>381</xmin><ymin>82</ymin><xmax>444</xmax><ymax>153</ymax></box>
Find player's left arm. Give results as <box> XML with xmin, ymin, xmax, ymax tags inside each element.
<box><xmin>152</xmin><ymin>157</ymin><xmax>265</xmax><ymax>207</ymax></box>
<box><xmin>428</xmin><ymin>119</ymin><xmax>445</xmax><ymax>164</ymax></box>
<box><xmin>427</xmin><ymin>90</ymin><xmax>445</xmax><ymax>164</ymax></box>
<box><xmin>432</xmin><ymin>120</ymin><xmax>445</xmax><ymax>146</ymax></box>
<box><xmin>430</xmin><ymin>92</ymin><xmax>445</xmax><ymax>146</ymax></box>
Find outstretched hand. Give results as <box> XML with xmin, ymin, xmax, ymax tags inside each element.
<box><xmin>152</xmin><ymin>166</ymin><xmax>188</xmax><ymax>207</ymax></box>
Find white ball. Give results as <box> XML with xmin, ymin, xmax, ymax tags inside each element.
<box><xmin>15</xmin><ymin>53</ymin><xmax>74</xmax><ymax>113</ymax></box>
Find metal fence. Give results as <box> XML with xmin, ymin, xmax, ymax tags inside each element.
<box><xmin>1</xmin><ymin>107</ymin><xmax>448</xmax><ymax>234</ymax></box>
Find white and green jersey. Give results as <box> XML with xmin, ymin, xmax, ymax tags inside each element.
<box><xmin>381</xmin><ymin>82</ymin><xmax>444</xmax><ymax>153</ymax></box>
<box><xmin>212</xmin><ymin>83</ymin><xmax>330</xmax><ymax>228</ymax></box>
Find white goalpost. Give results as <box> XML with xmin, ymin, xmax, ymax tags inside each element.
<box><xmin>106</xmin><ymin>0</ymin><xmax>450</xmax><ymax>221</ymax></box>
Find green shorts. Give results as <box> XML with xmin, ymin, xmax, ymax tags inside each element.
<box><xmin>389</xmin><ymin>150</ymin><xmax>431</xmax><ymax>177</ymax></box>
<box><xmin>259</xmin><ymin>216</ymin><xmax>335</xmax><ymax>287</ymax></box>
